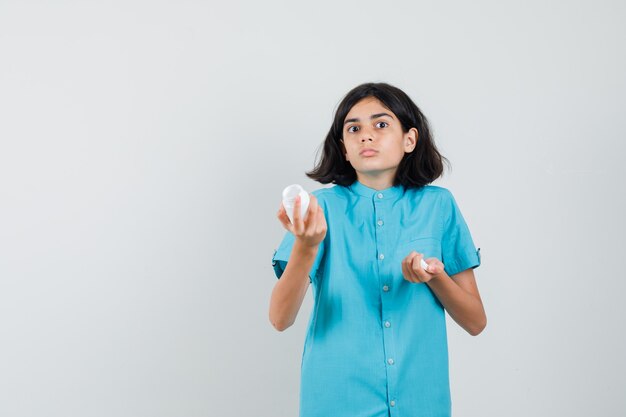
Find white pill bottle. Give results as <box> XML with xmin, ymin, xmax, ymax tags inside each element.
<box><xmin>282</xmin><ymin>184</ymin><xmax>310</xmax><ymax>224</ymax></box>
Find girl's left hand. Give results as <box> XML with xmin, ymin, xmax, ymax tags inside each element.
<box><xmin>401</xmin><ymin>251</ymin><xmax>445</xmax><ymax>284</ymax></box>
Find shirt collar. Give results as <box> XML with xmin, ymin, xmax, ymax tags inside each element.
<box><xmin>349</xmin><ymin>180</ymin><xmax>405</xmax><ymax>201</ymax></box>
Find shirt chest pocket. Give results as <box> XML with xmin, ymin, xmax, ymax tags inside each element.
<box><xmin>398</xmin><ymin>236</ymin><xmax>442</xmax><ymax>261</ymax></box>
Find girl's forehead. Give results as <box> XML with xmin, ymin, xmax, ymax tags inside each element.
<box><xmin>346</xmin><ymin>97</ymin><xmax>394</xmax><ymax>119</ymax></box>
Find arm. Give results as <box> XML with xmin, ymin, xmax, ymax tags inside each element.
<box><xmin>269</xmin><ymin>241</ymin><xmax>318</xmax><ymax>331</ymax></box>
<box><xmin>402</xmin><ymin>254</ymin><xmax>486</xmax><ymax>336</ymax></box>
<box><xmin>425</xmin><ymin>268</ymin><xmax>486</xmax><ymax>336</ymax></box>
<box><xmin>269</xmin><ymin>194</ymin><xmax>327</xmax><ymax>332</ymax></box>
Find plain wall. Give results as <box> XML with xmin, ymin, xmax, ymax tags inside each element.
<box><xmin>1</xmin><ymin>0</ymin><xmax>625</xmax><ymax>416</ymax></box>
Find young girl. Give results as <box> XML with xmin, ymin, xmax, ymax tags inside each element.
<box><xmin>269</xmin><ymin>82</ymin><xmax>486</xmax><ymax>417</ymax></box>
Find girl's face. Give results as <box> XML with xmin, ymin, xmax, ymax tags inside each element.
<box><xmin>341</xmin><ymin>97</ymin><xmax>417</xmax><ymax>182</ymax></box>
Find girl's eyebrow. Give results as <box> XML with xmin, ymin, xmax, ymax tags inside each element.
<box><xmin>343</xmin><ymin>112</ymin><xmax>394</xmax><ymax>125</ymax></box>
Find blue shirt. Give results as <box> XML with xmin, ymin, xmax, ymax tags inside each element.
<box><xmin>271</xmin><ymin>180</ymin><xmax>481</xmax><ymax>417</ymax></box>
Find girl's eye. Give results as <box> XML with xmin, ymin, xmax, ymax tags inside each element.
<box><xmin>347</xmin><ymin>126</ymin><xmax>358</xmax><ymax>133</ymax></box>
<box><xmin>376</xmin><ymin>121</ymin><xmax>389</xmax><ymax>128</ymax></box>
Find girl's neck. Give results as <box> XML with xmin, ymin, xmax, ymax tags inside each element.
<box><xmin>356</xmin><ymin>171</ymin><xmax>396</xmax><ymax>191</ymax></box>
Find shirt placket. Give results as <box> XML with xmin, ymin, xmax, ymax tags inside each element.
<box><xmin>373</xmin><ymin>191</ymin><xmax>399</xmax><ymax>415</ymax></box>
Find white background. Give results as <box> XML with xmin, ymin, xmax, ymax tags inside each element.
<box><xmin>1</xmin><ymin>1</ymin><xmax>624</xmax><ymax>416</ymax></box>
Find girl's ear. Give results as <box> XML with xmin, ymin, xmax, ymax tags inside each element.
<box><xmin>404</xmin><ymin>128</ymin><xmax>418</xmax><ymax>153</ymax></box>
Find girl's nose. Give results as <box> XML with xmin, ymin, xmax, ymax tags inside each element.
<box><xmin>359</xmin><ymin>126</ymin><xmax>375</xmax><ymax>142</ymax></box>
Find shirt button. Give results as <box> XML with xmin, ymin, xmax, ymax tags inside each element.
<box><xmin>384</xmin><ymin>321</ymin><xmax>391</xmax><ymax>328</ymax></box>
<box><xmin>390</xmin><ymin>400</ymin><xmax>396</xmax><ymax>407</ymax></box>
<box><xmin>383</xmin><ymin>285</ymin><xmax>389</xmax><ymax>292</ymax></box>
<box><xmin>379</xmin><ymin>254</ymin><xmax>385</xmax><ymax>260</ymax></box>
<box><xmin>377</xmin><ymin>219</ymin><xmax>384</xmax><ymax>226</ymax></box>
<box><xmin>377</xmin><ymin>193</ymin><xmax>384</xmax><ymax>199</ymax></box>
<box><xmin>387</xmin><ymin>358</ymin><xmax>394</xmax><ymax>365</ymax></box>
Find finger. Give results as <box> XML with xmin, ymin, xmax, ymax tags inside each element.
<box><xmin>311</xmin><ymin>203</ymin><xmax>322</xmax><ymax>231</ymax></box>
<box><xmin>421</xmin><ymin>257</ymin><xmax>431</xmax><ymax>273</ymax></box>
<box><xmin>411</xmin><ymin>253</ymin><xmax>426</xmax><ymax>282</ymax></box>
<box><xmin>292</xmin><ymin>195</ymin><xmax>304</xmax><ymax>232</ymax></box>
<box><xmin>292</xmin><ymin>195</ymin><xmax>301</xmax><ymax>221</ymax></box>
<box><xmin>318</xmin><ymin>204</ymin><xmax>327</xmax><ymax>228</ymax></box>
<box><xmin>408</xmin><ymin>256</ymin><xmax>422</xmax><ymax>282</ymax></box>
<box><xmin>425</xmin><ymin>258</ymin><xmax>445</xmax><ymax>275</ymax></box>
<box><xmin>277</xmin><ymin>205</ymin><xmax>294</xmax><ymax>232</ymax></box>
<box><xmin>304</xmin><ymin>194</ymin><xmax>318</xmax><ymax>227</ymax></box>
<box><xmin>401</xmin><ymin>256</ymin><xmax>414</xmax><ymax>282</ymax></box>
<box><xmin>411</xmin><ymin>254</ymin><xmax>424</xmax><ymax>282</ymax></box>
<box><xmin>402</xmin><ymin>253</ymin><xmax>419</xmax><ymax>283</ymax></box>
<box><xmin>305</xmin><ymin>200</ymin><xmax>319</xmax><ymax>233</ymax></box>
<box><xmin>316</xmin><ymin>204</ymin><xmax>327</xmax><ymax>235</ymax></box>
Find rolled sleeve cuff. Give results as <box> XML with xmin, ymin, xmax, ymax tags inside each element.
<box><xmin>444</xmin><ymin>247</ymin><xmax>481</xmax><ymax>277</ymax></box>
<box><xmin>271</xmin><ymin>249</ymin><xmax>317</xmax><ymax>283</ymax></box>
<box><xmin>272</xmin><ymin>249</ymin><xmax>288</xmax><ymax>279</ymax></box>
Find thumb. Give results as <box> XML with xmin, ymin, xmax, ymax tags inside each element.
<box><xmin>426</xmin><ymin>259</ymin><xmax>444</xmax><ymax>274</ymax></box>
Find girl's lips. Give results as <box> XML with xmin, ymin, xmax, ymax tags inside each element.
<box><xmin>360</xmin><ymin>150</ymin><xmax>378</xmax><ymax>157</ymax></box>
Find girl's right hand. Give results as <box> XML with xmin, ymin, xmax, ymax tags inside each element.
<box><xmin>277</xmin><ymin>194</ymin><xmax>327</xmax><ymax>248</ymax></box>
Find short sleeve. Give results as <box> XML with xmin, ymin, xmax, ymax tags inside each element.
<box><xmin>440</xmin><ymin>190</ymin><xmax>481</xmax><ymax>277</ymax></box>
<box><xmin>271</xmin><ymin>232</ymin><xmax>325</xmax><ymax>283</ymax></box>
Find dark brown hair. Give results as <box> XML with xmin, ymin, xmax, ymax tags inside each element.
<box><xmin>306</xmin><ymin>82</ymin><xmax>449</xmax><ymax>189</ymax></box>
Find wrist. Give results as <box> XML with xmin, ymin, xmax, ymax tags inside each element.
<box><xmin>293</xmin><ymin>239</ymin><xmax>320</xmax><ymax>256</ymax></box>
<box><xmin>427</xmin><ymin>271</ymin><xmax>448</xmax><ymax>285</ymax></box>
